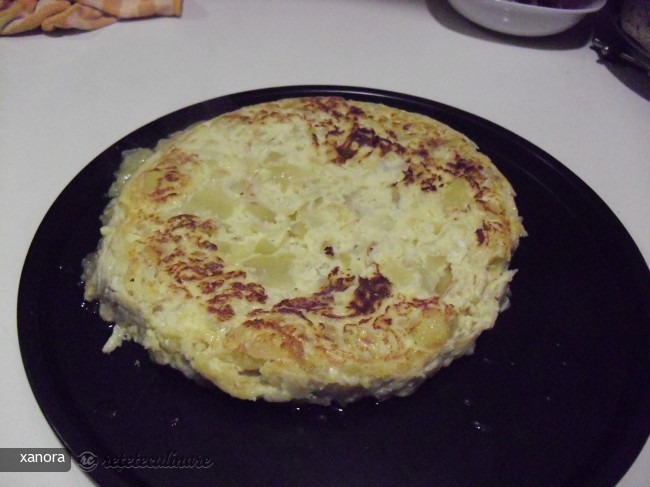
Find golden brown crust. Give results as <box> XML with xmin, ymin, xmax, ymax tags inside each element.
<box><xmin>84</xmin><ymin>97</ymin><xmax>524</xmax><ymax>404</ymax></box>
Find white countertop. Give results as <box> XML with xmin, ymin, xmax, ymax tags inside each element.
<box><xmin>1</xmin><ymin>1</ymin><xmax>648</xmax><ymax>485</ymax></box>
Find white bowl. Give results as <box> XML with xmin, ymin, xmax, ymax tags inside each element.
<box><xmin>447</xmin><ymin>0</ymin><xmax>608</xmax><ymax>37</ymax></box>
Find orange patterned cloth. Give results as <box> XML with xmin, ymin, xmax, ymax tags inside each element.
<box><xmin>41</xmin><ymin>3</ymin><xmax>116</xmax><ymax>31</ymax></box>
<box><xmin>0</xmin><ymin>0</ymin><xmax>182</xmax><ymax>34</ymax></box>
<box><xmin>75</xmin><ymin>0</ymin><xmax>182</xmax><ymax>18</ymax></box>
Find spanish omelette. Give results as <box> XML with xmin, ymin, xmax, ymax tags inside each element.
<box><xmin>83</xmin><ymin>96</ymin><xmax>525</xmax><ymax>405</ymax></box>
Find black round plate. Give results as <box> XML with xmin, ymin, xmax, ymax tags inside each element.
<box><xmin>18</xmin><ymin>86</ymin><xmax>650</xmax><ymax>487</ymax></box>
